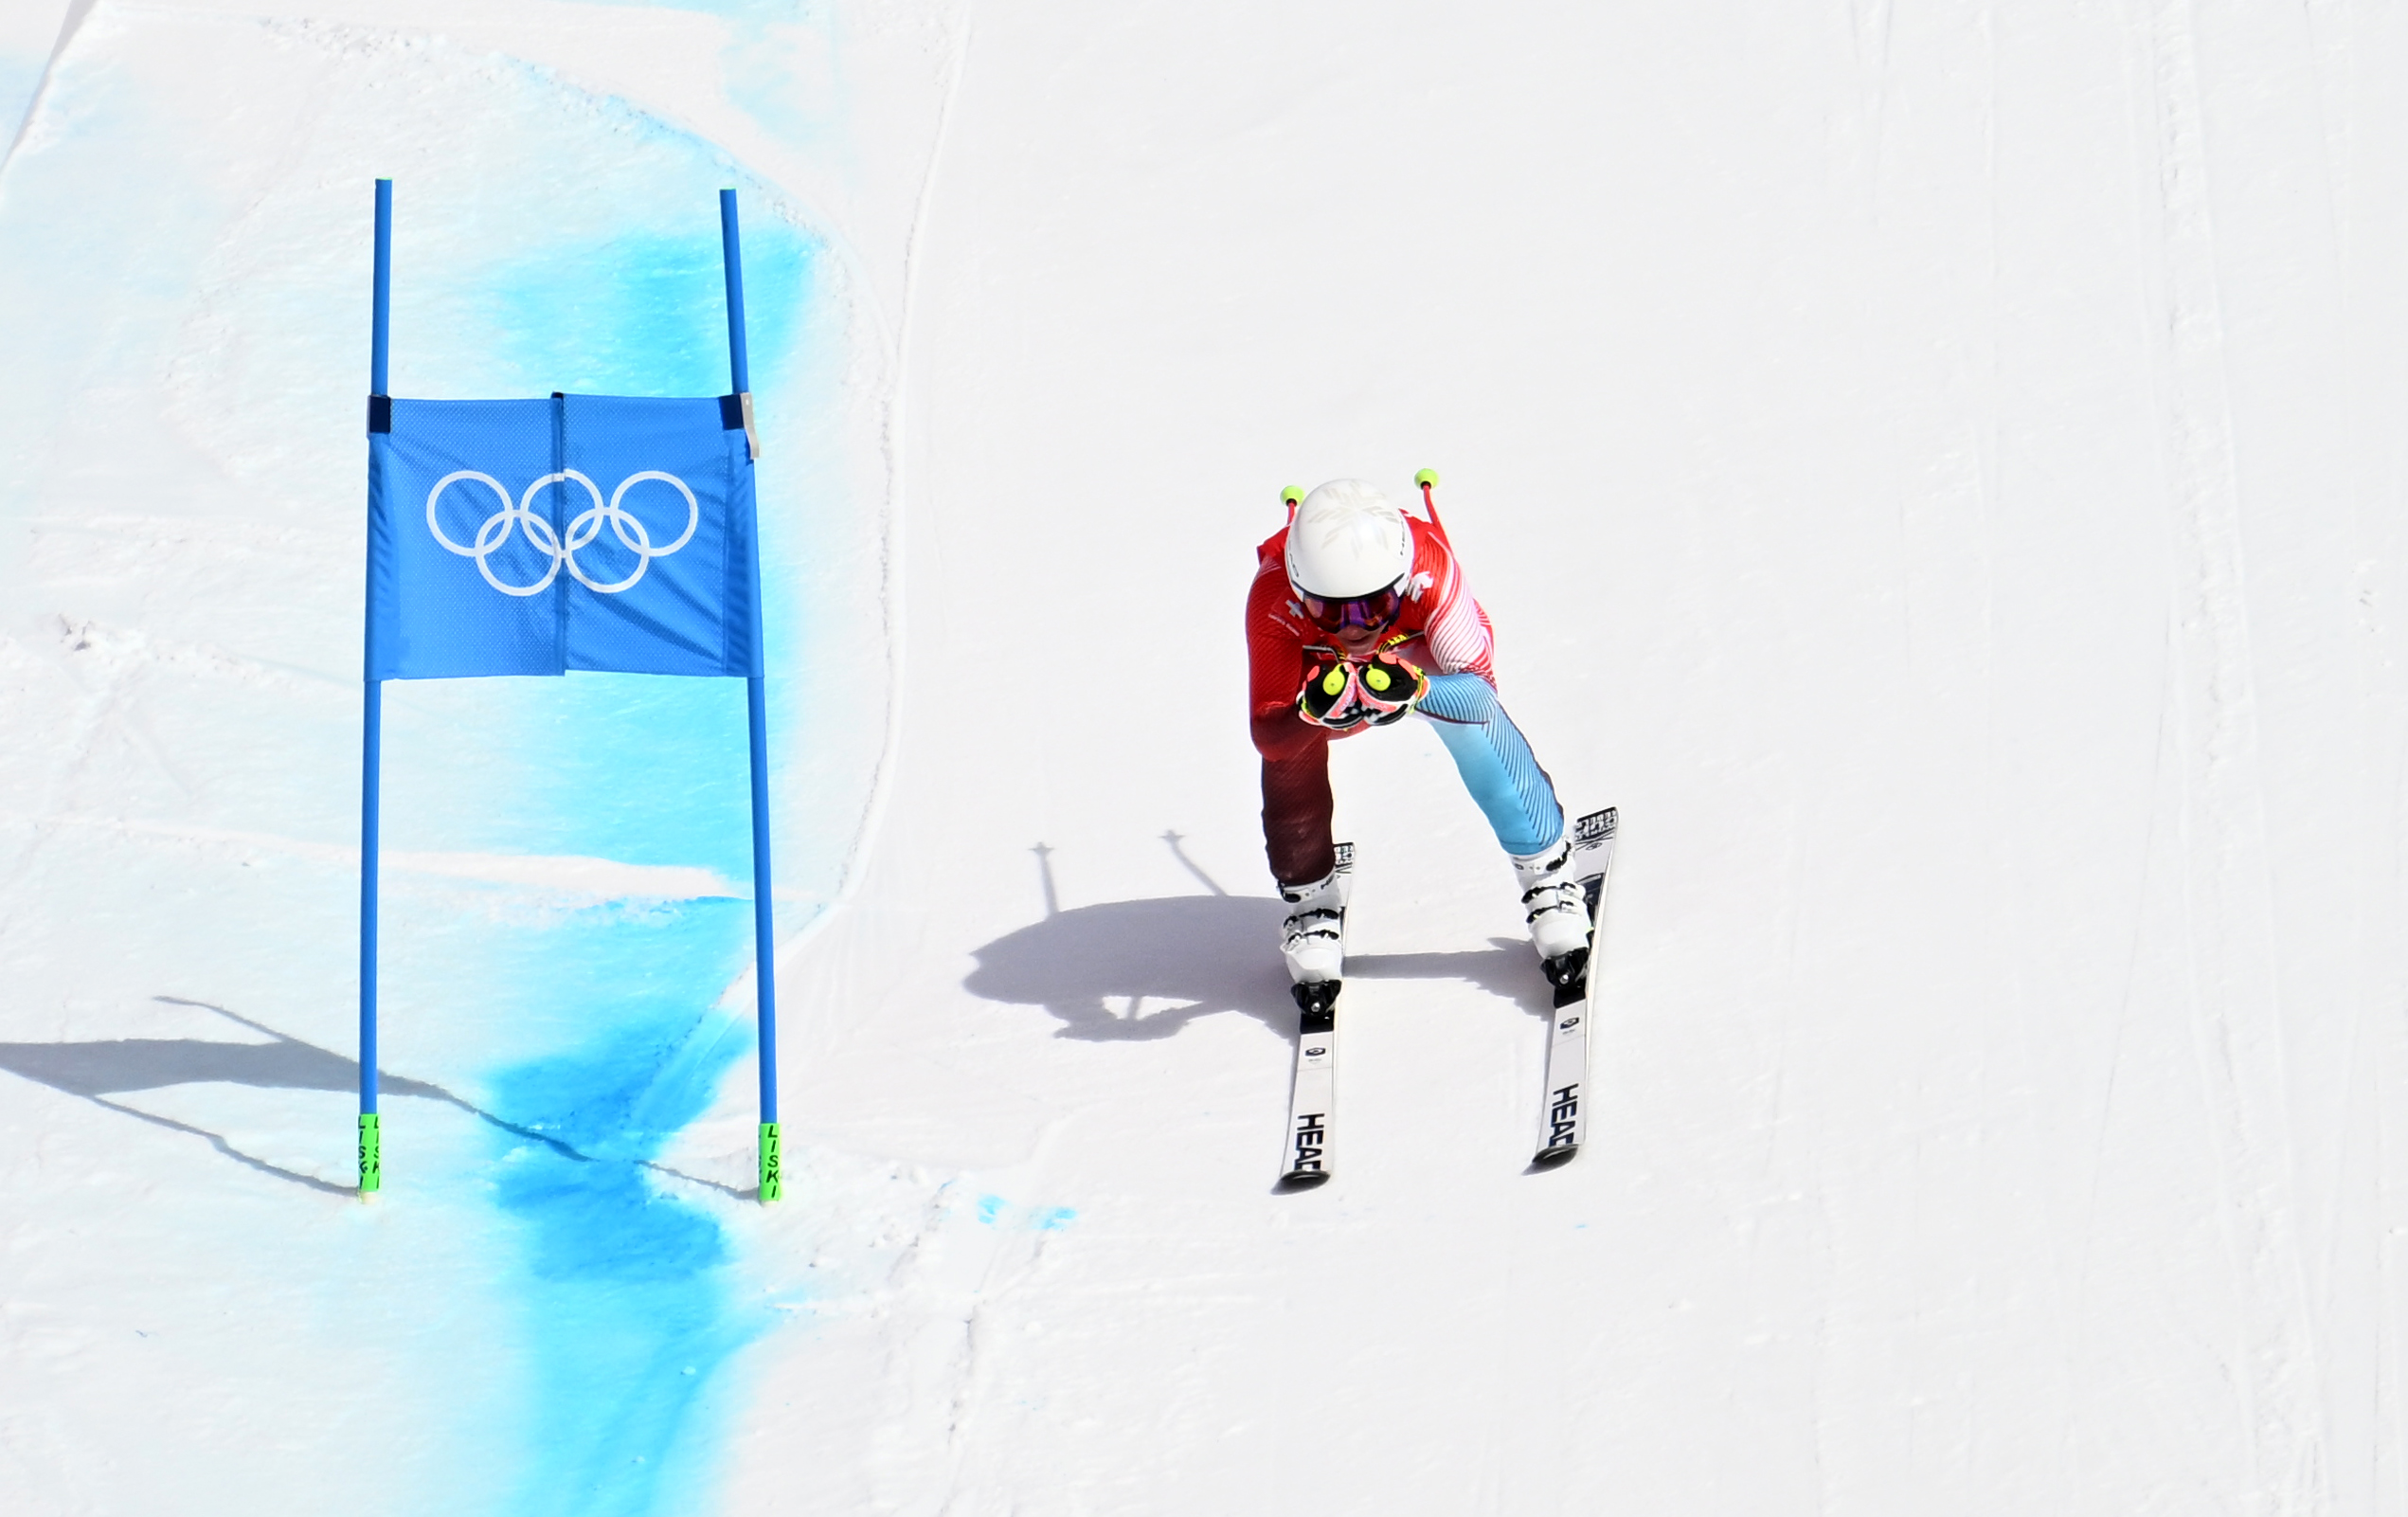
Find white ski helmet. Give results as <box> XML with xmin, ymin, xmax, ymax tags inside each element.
<box><xmin>1285</xmin><ymin>479</ymin><xmax>1412</xmax><ymax>599</ymax></box>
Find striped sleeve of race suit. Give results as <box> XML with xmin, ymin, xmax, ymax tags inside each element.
<box><xmin>1407</xmin><ymin>517</ymin><xmax>1496</xmax><ymax>683</ymax></box>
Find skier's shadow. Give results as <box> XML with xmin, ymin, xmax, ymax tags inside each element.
<box><xmin>961</xmin><ymin>837</ymin><xmax>1554</xmax><ymax>1041</ymax></box>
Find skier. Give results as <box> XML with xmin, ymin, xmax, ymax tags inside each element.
<box><xmin>1249</xmin><ymin>475</ymin><xmax>1588</xmax><ymax>991</ymax></box>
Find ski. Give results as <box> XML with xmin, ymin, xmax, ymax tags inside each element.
<box><xmin>1279</xmin><ymin>841</ymin><xmax>1351</xmax><ymax>1189</ymax></box>
<box><xmin>1532</xmin><ymin>807</ymin><xmax>1618</xmax><ymax>1168</ymax></box>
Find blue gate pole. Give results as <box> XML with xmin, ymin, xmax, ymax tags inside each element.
<box><xmin>358</xmin><ymin>177</ymin><xmax>392</xmax><ymax>1196</ymax></box>
<box><xmin>722</xmin><ymin>189</ymin><xmax>781</xmax><ymax>1202</ymax></box>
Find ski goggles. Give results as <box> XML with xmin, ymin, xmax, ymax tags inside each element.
<box><xmin>1297</xmin><ymin>578</ymin><xmax>1406</xmax><ymax>635</ymax></box>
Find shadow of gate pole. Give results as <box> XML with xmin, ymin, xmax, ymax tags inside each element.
<box><xmin>0</xmin><ymin>997</ymin><xmax>742</xmax><ymax>1198</ymax></box>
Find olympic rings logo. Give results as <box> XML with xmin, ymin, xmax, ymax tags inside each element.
<box><xmin>425</xmin><ymin>469</ymin><xmax>699</xmax><ymax>597</ymax></box>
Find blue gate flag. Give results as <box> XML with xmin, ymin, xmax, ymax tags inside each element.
<box><xmin>367</xmin><ymin>392</ymin><xmax>761</xmax><ymax>679</ymax></box>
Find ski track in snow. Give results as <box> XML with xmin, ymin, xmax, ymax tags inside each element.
<box><xmin>2141</xmin><ymin>1</ymin><xmax>2327</xmax><ymax>1507</ymax></box>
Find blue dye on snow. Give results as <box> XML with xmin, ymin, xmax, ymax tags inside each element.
<box><xmin>482</xmin><ymin>226</ymin><xmax>813</xmax><ymax>404</ymax></box>
<box><xmin>480</xmin><ymin>902</ymin><xmax>763</xmax><ymax>1517</ymax></box>
<box><xmin>389</xmin><ymin>146</ymin><xmax>824</xmax><ymax>1513</ymax></box>
<box><xmin>969</xmin><ymin>1195</ymin><xmax>1076</xmax><ymax>1232</ymax></box>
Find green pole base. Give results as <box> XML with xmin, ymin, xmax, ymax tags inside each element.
<box><xmin>358</xmin><ymin>1112</ymin><xmax>381</xmax><ymax>1195</ymax></box>
<box><xmin>758</xmin><ymin>1121</ymin><xmax>782</xmax><ymax>1202</ymax></box>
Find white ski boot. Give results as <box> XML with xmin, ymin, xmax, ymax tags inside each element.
<box><xmin>1512</xmin><ymin>836</ymin><xmax>1591</xmax><ymax>966</ymax></box>
<box><xmin>1278</xmin><ymin>861</ymin><xmax>1353</xmax><ymax>985</ymax></box>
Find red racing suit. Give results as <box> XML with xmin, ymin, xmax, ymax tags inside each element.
<box><xmin>1247</xmin><ymin>513</ymin><xmax>1496</xmax><ymax>885</ymax></box>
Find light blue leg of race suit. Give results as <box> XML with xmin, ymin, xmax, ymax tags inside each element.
<box><xmin>1415</xmin><ymin>672</ymin><xmax>1564</xmax><ymax>858</ymax></box>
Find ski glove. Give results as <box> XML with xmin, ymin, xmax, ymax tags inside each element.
<box><xmin>1298</xmin><ymin>651</ymin><xmax>1429</xmax><ymax>731</ymax></box>
<box><xmin>1297</xmin><ymin>658</ymin><xmax>1363</xmax><ymax>729</ymax></box>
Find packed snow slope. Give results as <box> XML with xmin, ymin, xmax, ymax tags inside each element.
<box><xmin>5</xmin><ymin>1</ymin><xmax>2408</xmax><ymax>1513</ymax></box>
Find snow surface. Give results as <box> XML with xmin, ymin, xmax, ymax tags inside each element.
<box><xmin>5</xmin><ymin>1</ymin><xmax>2408</xmax><ymax>1513</ymax></box>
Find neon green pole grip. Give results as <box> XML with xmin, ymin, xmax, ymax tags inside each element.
<box><xmin>759</xmin><ymin>1121</ymin><xmax>782</xmax><ymax>1202</ymax></box>
<box><xmin>358</xmin><ymin>1112</ymin><xmax>381</xmax><ymax>1194</ymax></box>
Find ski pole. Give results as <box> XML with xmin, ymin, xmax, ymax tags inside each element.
<box><xmin>1414</xmin><ymin>468</ymin><xmax>1448</xmax><ymax>543</ymax></box>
